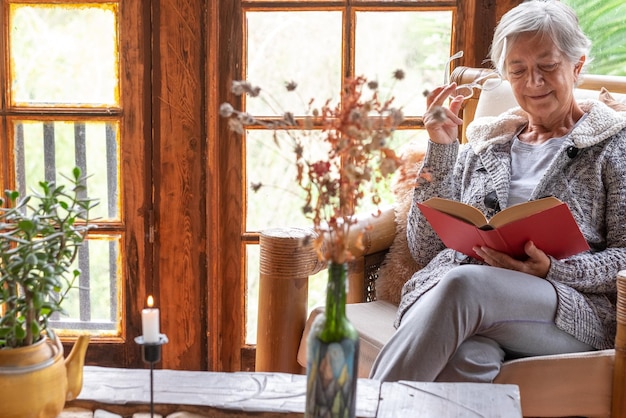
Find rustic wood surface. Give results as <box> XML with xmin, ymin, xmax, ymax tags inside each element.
<box><xmin>65</xmin><ymin>366</ymin><xmax>521</xmax><ymax>417</ymax></box>
<box><xmin>153</xmin><ymin>0</ymin><xmax>208</xmax><ymax>371</ymax></box>
<box><xmin>377</xmin><ymin>380</ymin><xmax>522</xmax><ymax>418</ymax></box>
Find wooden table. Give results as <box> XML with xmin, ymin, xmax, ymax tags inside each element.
<box><xmin>66</xmin><ymin>366</ymin><xmax>522</xmax><ymax>417</ymax></box>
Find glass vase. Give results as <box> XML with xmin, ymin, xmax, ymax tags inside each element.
<box><xmin>305</xmin><ymin>262</ymin><xmax>359</xmax><ymax>418</ymax></box>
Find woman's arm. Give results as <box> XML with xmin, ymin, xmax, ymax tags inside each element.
<box><xmin>406</xmin><ymin>84</ymin><xmax>466</xmax><ymax>265</ymax></box>
<box><xmin>407</xmin><ymin>140</ymin><xmax>462</xmax><ymax>265</ymax></box>
<box><xmin>547</xmin><ymin>134</ymin><xmax>626</xmax><ymax>292</ymax></box>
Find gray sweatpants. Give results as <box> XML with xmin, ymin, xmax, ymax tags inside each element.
<box><xmin>369</xmin><ymin>264</ymin><xmax>594</xmax><ymax>382</ymax></box>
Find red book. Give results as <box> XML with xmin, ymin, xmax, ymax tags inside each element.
<box><xmin>417</xmin><ymin>196</ymin><xmax>590</xmax><ymax>260</ymax></box>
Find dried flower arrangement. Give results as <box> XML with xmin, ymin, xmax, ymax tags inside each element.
<box><xmin>220</xmin><ymin>71</ymin><xmax>406</xmax><ymax>264</ymax></box>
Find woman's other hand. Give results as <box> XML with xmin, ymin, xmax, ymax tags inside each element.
<box><xmin>424</xmin><ymin>83</ymin><xmax>465</xmax><ymax>144</ymax></box>
<box><xmin>473</xmin><ymin>241</ymin><xmax>551</xmax><ymax>278</ymax></box>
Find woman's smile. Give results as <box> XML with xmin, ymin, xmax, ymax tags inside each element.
<box><xmin>528</xmin><ymin>91</ymin><xmax>552</xmax><ymax>100</ymax></box>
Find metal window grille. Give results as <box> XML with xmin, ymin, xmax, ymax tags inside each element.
<box><xmin>14</xmin><ymin>121</ymin><xmax>120</xmax><ymax>332</ymax></box>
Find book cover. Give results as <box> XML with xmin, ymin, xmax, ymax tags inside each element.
<box><xmin>417</xmin><ymin>196</ymin><xmax>590</xmax><ymax>260</ymax></box>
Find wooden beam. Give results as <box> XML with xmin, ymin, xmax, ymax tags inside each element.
<box><xmin>153</xmin><ymin>0</ymin><xmax>208</xmax><ymax>370</ymax></box>
<box><xmin>210</xmin><ymin>0</ymin><xmax>246</xmax><ymax>372</ymax></box>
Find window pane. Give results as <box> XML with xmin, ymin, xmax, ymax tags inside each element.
<box><xmin>561</xmin><ymin>0</ymin><xmax>626</xmax><ymax>76</ymax></box>
<box><xmin>246</xmin><ymin>129</ymin><xmax>330</xmax><ymax>231</ymax></box>
<box><xmin>245</xmin><ymin>11</ymin><xmax>342</xmax><ymax>115</ymax></box>
<box><xmin>12</xmin><ymin>118</ymin><xmax>122</xmax><ymax>336</ymax></box>
<box><xmin>243</xmin><ymin>7</ymin><xmax>453</xmax><ymax>347</ymax></box>
<box><xmin>13</xmin><ymin>120</ymin><xmax>120</xmax><ymax>221</ymax></box>
<box><xmin>355</xmin><ymin>11</ymin><xmax>453</xmax><ymax>115</ymax></box>
<box><xmin>11</xmin><ymin>118</ymin><xmax>122</xmax><ymax>336</ymax></box>
<box><xmin>245</xmin><ymin>245</ymin><xmax>259</xmax><ymax>345</ymax></box>
<box><xmin>9</xmin><ymin>4</ymin><xmax>119</xmax><ymax>106</ymax></box>
<box><xmin>49</xmin><ymin>235</ymin><xmax>121</xmax><ymax>336</ymax></box>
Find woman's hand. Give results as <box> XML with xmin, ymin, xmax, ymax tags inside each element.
<box><xmin>473</xmin><ymin>241</ymin><xmax>551</xmax><ymax>278</ymax></box>
<box><xmin>424</xmin><ymin>83</ymin><xmax>465</xmax><ymax>144</ymax></box>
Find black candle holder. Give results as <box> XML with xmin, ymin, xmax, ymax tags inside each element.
<box><xmin>135</xmin><ymin>334</ymin><xmax>169</xmax><ymax>417</ymax></box>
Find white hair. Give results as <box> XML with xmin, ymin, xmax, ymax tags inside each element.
<box><xmin>489</xmin><ymin>0</ymin><xmax>592</xmax><ymax>78</ymax></box>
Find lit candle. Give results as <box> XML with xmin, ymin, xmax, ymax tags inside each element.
<box><xmin>141</xmin><ymin>295</ymin><xmax>160</xmax><ymax>343</ymax></box>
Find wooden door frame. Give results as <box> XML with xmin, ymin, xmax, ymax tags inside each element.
<box><xmin>150</xmin><ymin>0</ymin><xmax>209</xmax><ymax>370</ymax></box>
<box><xmin>208</xmin><ymin>0</ymin><xmax>246</xmax><ymax>372</ymax></box>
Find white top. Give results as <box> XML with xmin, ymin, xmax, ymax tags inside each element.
<box><xmin>508</xmin><ymin>114</ymin><xmax>588</xmax><ymax>206</ymax></box>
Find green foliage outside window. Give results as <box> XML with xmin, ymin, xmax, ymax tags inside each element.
<box><xmin>563</xmin><ymin>0</ymin><xmax>626</xmax><ymax>76</ymax></box>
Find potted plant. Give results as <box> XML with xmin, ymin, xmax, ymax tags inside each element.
<box><xmin>0</xmin><ymin>167</ymin><xmax>97</xmax><ymax>418</ymax></box>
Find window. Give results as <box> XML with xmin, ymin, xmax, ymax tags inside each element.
<box><xmin>1</xmin><ymin>1</ymin><xmax>149</xmax><ymax>367</ymax></box>
<box><xmin>239</xmin><ymin>3</ymin><xmax>455</xmax><ymax>344</ymax></box>
<box><xmin>8</xmin><ymin>4</ymin><xmax>121</xmax><ymax>335</ymax></box>
<box><xmin>5</xmin><ymin>3</ymin><xmax>121</xmax><ymax>333</ymax></box>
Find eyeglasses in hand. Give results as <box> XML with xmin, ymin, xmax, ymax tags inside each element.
<box><xmin>444</xmin><ymin>51</ymin><xmax>502</xmax><ymax>100</ymax></box>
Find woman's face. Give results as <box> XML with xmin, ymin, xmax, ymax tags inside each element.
<box><xmin>505</xmin><ymin>32</ymin><xmax>584</xmax><ymax>122</ymax></box>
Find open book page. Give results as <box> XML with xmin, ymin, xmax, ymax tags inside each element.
<box><xmin>419</xmin><ymin>196</ymin><xmax>562</xmax><ymax>229</ymax></box>
<box><xmin>417</xmin><ymin>196</ymin><xmax>589</xmax><ymax>260</ymax></box>
<box><xmin>417</xmin><ymin>197</ymin><xmax>488</xmax><ymax>227</ymax></box>
<box><xmin>488</xmin><ymin>196</ymin><xmax>562</xmax><ymax>228</ymax></box>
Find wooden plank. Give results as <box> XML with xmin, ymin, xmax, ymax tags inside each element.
<box><xmin>66</xmin><ymin>367</ymin><xmax>521</xmax><ymax>418</ymax></box>
<box><xmin>67</xmin><ymin>366</ymin><xmax>380</xmax><ymax>417</ymax></box>
<box><xmin>377</xmin><ymin>381</ymin><xmax>522</xmax><ymax>417</ymax></box>
<box><xmin>153</xmin><ymin>0</ymin><xmax>207</xmax><ymax>370</ymax></box>
<box><xmin>211</xmin><ymin>0</ymin><xmax>246</xmax><ymax>373</ymax></box>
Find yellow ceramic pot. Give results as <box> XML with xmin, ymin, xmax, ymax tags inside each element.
<box><xmin>0</xmin><ymin>335</ymin><xmax>90</xmax><ymax>418</ymax></box>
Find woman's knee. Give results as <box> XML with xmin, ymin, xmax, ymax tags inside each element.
<box><xmin>436</xmin><ymin>265</ymin><xmax>493</xmax><ymax>300</ymax></box>
<box><xmin>435</xmin><ymin>336</ymin><xmax>504</xmax><ymax>383</ymax></box>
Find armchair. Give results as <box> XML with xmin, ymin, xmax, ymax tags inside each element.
<box><xmin>256</xmin><ymin>67</ymin><xmax>626</xmax><ymax>418</ymax></box>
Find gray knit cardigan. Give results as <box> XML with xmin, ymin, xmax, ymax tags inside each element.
<box><xmin>401</xmin><ymin>100</ymin><xmax>626</xmax><ymax>350</ymax></box>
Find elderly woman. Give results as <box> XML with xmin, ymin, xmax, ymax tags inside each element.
<box><xmin>370</xmin><ymin>0</ymin><xmax>626</xmax><ymax>383</ymax></box>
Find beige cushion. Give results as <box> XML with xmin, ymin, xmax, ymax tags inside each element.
<box><xmin>599</xmin><ymin>87</ymin><xmax>626</xmax><ymax>112</ymax></box>
<box><xmin>297</xmin><ymin>300</ymin><xmax>397</xmax><ymax>378</ymax></box>
<box><xmin>474</xmin><ymin>79</ymin><xmax>520</xmax><ymax>118</ymax></box>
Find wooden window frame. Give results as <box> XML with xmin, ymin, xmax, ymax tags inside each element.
<box><xmin>208</xmin><ymin>0</ymin><xmax>522</xmax><ymax>372</ymax></box>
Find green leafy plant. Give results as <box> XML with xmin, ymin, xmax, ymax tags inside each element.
<box><xmin>0</xmin><ymin>168</ymin><xmax>97</xmax><ymax>348</ymax></box>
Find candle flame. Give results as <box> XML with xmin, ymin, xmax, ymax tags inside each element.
<box><xmin>147</xmin><ymin>295</ymin><xmax>154</xmax><ymax>308</ymax></box>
